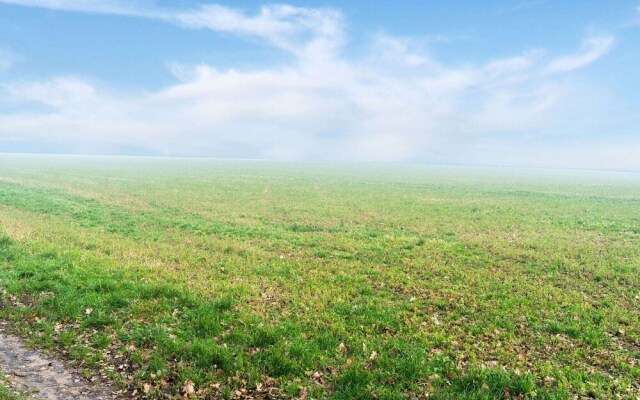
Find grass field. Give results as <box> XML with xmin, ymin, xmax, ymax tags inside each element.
<box><xmin>0</xmin><ymin>154</ymin><xmax>638</xmax><ymax>399</ymax></box>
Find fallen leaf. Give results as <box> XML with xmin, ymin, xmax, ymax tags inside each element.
<box><xmin>485</xmin><ymin>360</ymin><xmax>498</xmax><ymax>367</ymax></box>
<box><xmin>311</xmin><ymin>371</ymin><xmax>324</xmax><ymax>385</ymax></box>
<box><xmin>182</xmin><ymin>380</ymin><xmax>195</xmax><ymax>397</ymax></box>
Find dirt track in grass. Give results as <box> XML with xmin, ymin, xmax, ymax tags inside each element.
<box><xmin>0</xmin><ymin>322</ymin><xmax>122</xmax><ymax>400</ymax></box>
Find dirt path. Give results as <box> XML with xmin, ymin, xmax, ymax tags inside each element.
<box><xmin>0</xmin><ymin>322</ymin><xmax>123</xmax><ymax>400</ymax></box>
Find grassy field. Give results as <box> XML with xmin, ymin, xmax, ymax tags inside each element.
<box><xmin>0</xmin><ymin>154</ymin><xmax>638</xmax><ymax>399</ymax></box>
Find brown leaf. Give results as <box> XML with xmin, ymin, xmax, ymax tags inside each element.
<box><xmin>249</xmin><ymin>347</ymin><xmax>261</xmax><ymax>356</ymax></box>
<box><xmin>485</xmin><ymin>360</ymin><xmax>498</xmax><ymax>367</ymax></box>
<box><xmin>182</xmin><ymin>380</ymin><xmax>195</xmax><ymax>397</ymax></box>
<box><xmin>311</xmin><ymin>371</ymin><xmax>324</xmax><ymax>385</ymax></box>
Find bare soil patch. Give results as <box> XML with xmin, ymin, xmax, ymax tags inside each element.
<box><xmin>0</xmin><ymin>322</ymin><xmax>122</xmax><ymax>400</ymax></box>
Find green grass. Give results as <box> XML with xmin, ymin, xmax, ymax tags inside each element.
<box><xmin>0</xmin><ymin>374</ymin><xmax>28</xmax><ymax>400</ymax></box>
<box><xmin>0</xmin><ymin>386</ymin><xmax>23</xmax><ymax>400</ymax></box>
<box><xmin>0</xmin><ymin>154</ymin><xmax>639</xmax><ymax>398</ymax></box>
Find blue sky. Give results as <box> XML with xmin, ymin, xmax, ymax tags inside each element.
<box><xmin>0</xmin><ymin>1</ymin><xmax>639</xmax><ymax>169</ymax></box>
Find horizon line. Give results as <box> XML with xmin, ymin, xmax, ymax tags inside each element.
<box><xmin>1</xmin><ymin>151</ymin><xmax>640</xmax><ymax>175</ymax></box>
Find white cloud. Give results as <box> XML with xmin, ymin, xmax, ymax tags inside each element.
<box><xmin>545</xmin><ymin>35</ymin><xmax>614</xmax><ymax>73</ymax></box>
<box><xmin>0</xmin><ymin>2</ymin><xmax>631</xmax><ymax>169</ymax></box>
<box><xmin>0</xmin><ymin>1</ymin><xmax>343</xmax><ymax>59</ymax></box>
<box><xmin>370</xmin><ymin>35</ymin><xmax>433</xmax><ymax>67</ymax></box>
<box><xmin>0</xmin><ymin>39</ymin><xmax>617</xmax><ymax>163</ymax></box>
<box><xmin>168</xmin><ymin>5</ymin><xmax>343</xmax><ymax>58</ymax></box>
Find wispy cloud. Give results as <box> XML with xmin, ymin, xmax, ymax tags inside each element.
<box><xmin>0</xmin><ymin>1</ymin><xmax>343</xmax><ymax>58</ymax></box>
<box><xmin>545</xmin><ymin>35</ymin><xmax>614</xmax><ymax>73</ymax></box>
<box><xmin>0</xmin><ymin>1</ymin><xmax>629</xmax><ymax>168</ymax></box>
<box><xmin>169</xmin><ymin>5</ymin><xmax>344</xmax><ymax>58</ymax></box>
<box><xmin>0</xmin><ymin>37</ymin><xmax>614</xmax><ymax>162</ymax></box>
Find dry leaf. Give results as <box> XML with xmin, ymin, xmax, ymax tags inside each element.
<box><xmin>485</xmin><ymin>360</ymin><xmax>498</xmax><ymax>367</ymax></box>
<box><xmin>311</xmin><ymin>371</ymin><xmax>324</xmax><ymax>385</ymax></box>
<box><xmin>182</xmin><ymin>380</ymin><xmax>195</xmax><ymax>397</ymax></box>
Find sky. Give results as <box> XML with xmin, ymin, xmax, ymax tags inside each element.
<box><xmin>0</xmin><ymin>1</ymin><xmax>639</xmax><ymax>170</ymax></box>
